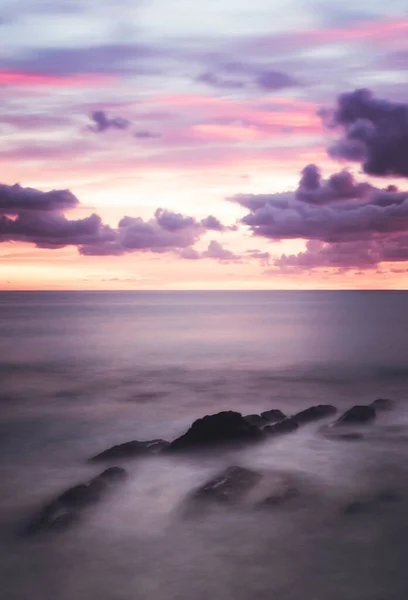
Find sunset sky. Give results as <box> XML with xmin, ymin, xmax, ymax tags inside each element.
<box><xmin>1</xmin><ymin>0</ymin><xmax>408</xmax><ymax>289</ymax></box>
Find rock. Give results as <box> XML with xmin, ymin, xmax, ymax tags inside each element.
<box><xmin>265</xmin><ymin>418</ymin><xmax>299</xmax><ymax>435</ymax></box>
<box><xmin>94</xmin><ymin>466</ymin><xmax>127</xmax><ymax>484</ymax></box>
<box><xmin>91</xmin><ymin>439</ymin><xmax>169</xmax><ymax>461</ymax></box>
<box><xmin>335</xmin><ymin>405</ymin><xmax>376</xmax><ymax>426</ymax></box>
<box><xmin>260</xmin><ymin>409</ymin><xmax>286</xmax><ymax>423</ymax></box>
<box><xmin>294</xmin><ymin>404</ymin><xmax>337</xmax><ymax>424</ymax></box>
<box><xmin>244</xmin><ymin>414</ymin><xmax>266</xmax><ymax>426</ymax></box>
<box><xmin>191</xmin><ymin>466</ymin><xmax>263</xmax><ymax>505</ymax></box>
<box><xmin>167</xmin><ymin>411</ymin><xmax>264</xmax><ymax>452</ymax></box>
<box><xmin>24</xmin><ymin>467</ymin><xmax>127</xmax><ymax>535</ymax></box>
<box><xmin>259</xmin><ymin>486</ymin><xmax>299</xmax><ymax>507</ymax></box>
<box><xmin>343</xmin><ymin>490</ymin><xmax>402</xmax><ymax>516</ymax></box>
<box><xmin>371</xmin><ymin>398</ymin><xmax>395</xmax><ymax>411</ymax></box>
<box><xmin>58</xmin><ymin>481</ymin><xmax>105</xmax><ymax>508</ymax></box>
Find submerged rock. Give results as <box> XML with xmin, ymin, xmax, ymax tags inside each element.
<box><xmin>258</xmin><ymin>486</ymin><xmax>299</xmax><ymax>508</ymax></box>
<box><xmin>190</xmin><ymin>466</ymin><xmax>263</xmax><ymax>505</ymax></box>
<box><xmin>260</xmin><ymin>409</ymin><xmax>286</xmax><ymax>423</ymax></box>
<box><xmin>91</xmin><ymin>439</ymin><xmax>169</xmax><ymax>461</ymax></box>
<box><xmin>265</xmin><ymin>405</ymin><xmax>336</xmax><ymax>436</ymax></box>
<box><xmin>371</xmin><ymin>398</ymin><xmax>395</xmax><ymax>411</ymax></box>
<box><xmin>343</xmin><ymin>490</ymin><xmax>402</xmax><ymax>515</ymax></box>
<box><xmin>24</xmin><ymin>467</ymin><xmax>127</xmax><ymax>535</ymax></box>
<box><xmin>334</xmin><ymin>405</ymin><xmax>376</xmax><ymax>426</ymax></box>
<box><xmin>167</xmin><ymin>411</ymin><xmax>264</xmax><ymax>452</ymax></box>
<box><xmin>294</xmin><ymin>405</ymin><xmax>337</xmax><ymax>423</ymax></box>
<box><xmin>265</xmin><ymin>418</ymin><xmax>299</xmax><ymax>435</ymax></box>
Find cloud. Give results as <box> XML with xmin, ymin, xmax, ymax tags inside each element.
<box><xmin>134</xmin><ymin>130</ymin><xmax>161</xmax><ymax>139</ymax></box>
<box><xmin>274</xmin><ymin>233</ymin><xmax>408</xmax><ymax>272</ymax></box>
<box><xmin>321</xmin><ymin>88</ymin><xmax>408</xmax><ymax>178</ymax></box>
<box><xmin>90</xmin><ymin>110</ymin><xmax>130</xmax><ymax>133</ymax></box>
<box><xmin>0</xmin><ymin>181</ymin><xmax>229</xmax><ymax>257</ymax></box>
<box><xmin>233</xmin><ymin>165</ymin><xmax>408</xmax><ymax>243</ymax></box>
<box><xmin>202</xmin><ymin>240</ymin><xmax>240</xmax><ymax>261</ymax></box>
<box><xmin>197</xmin><ymin>62</ymin><xmax>298</xmax><ymax>92</ymax></box>
<box><xmin>0</xmin><ymin>183</ymin><xmax>78</xmax><ymax>212</ymax></box>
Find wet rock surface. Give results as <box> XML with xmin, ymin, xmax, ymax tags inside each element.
<box><xmin>370</xmin><ymin>398</ymin><xmax>395</xmax><ymax>411</ymax></box>
<box><xmin>166</xmin><ymin>411</ymin><xmax>264</xmax><ymax>452</ymax></box>
<box><xmin>190</xmin><ymin>466</ymin><xmax>263</xmax><ymax>506</ymax></box>
<box><xmin>260</xmin><ymin>409</ymin><xmax>287</xmax><ymax>423</ymax></box>
<box><xmin>91</xmin><ymin>439</ymin><xmax>169</xmax><ymax>461</ymax></box>
<box><xmin>343</xmin><ymin>490</ymin><xmax>402</xmax><ymax>515</ymax></box>
<box><xmin>23</xmin><ymin>467</ymin><xmax>127</xmax><ymax>535</ymax></box>
<box><xmin>334</xmin><ymin>405</ymin><xmax>376</xmax><ymax>426</ymax></box>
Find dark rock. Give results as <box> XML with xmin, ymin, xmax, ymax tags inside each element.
<box><xmin>371</xmin><ymin>398</ymin><xmax>395</xmax><ymax>411</ymax></box>
<box><xmin>91</xmin><ymin>439</ymin><xmax>169</xmax><ymax>461</ymax></box>
<box><xmin>58</xmin><ymin>481</ymin><xmax>105</xmax><ymax>508</ymax></box>
<box><xmin>167</xmin><ymin>411</ymin><xmax>264</xmax><ymax>452</ymax></box>
<box><xmin>260</xmin><ymin>409</ymin><xmax>286</xmax><ymax>423</ymax></box>
<box><xmin>343</xmin><ymin>490</ymin><xmax>402</xmax><ymax>516</ymax></box>
<box><xmin>335</xmin><ymin>432</ymin><xmax>364</xmax><ymax>441</ymax></box>
<box><xmin>265</xmin><ymin>418</ymin><xmax>299</xmax><ymax>435</ymax></box>
<box><xmin>94</xmin><ymin>466</ymin><xmax>128</xmax><ymax>484</ymax></box>
<box><xmin>191</xmin><ymin>466</ymin><xmax>262</xmax><ymax>505</ymax></box>
<box><xmin>335</xmin><ymin>405</ymin><xmax>376</xmax><ymax>426</ymax></box>
<box><xmin>259</xmin><ymin>486</ymin><xmax>299</xmax><ymax>507</ymax></box>
<box><xmin>293</xmin><ymin>404</ymin><xmax>337</xmax><ymax>424</ymax></box>
<box><xmin>244</xmin><ymin>414</ymin><xmax>266</xmax><ymax>426</ymax></box>
<box><xmin>23</xmin><ymin>467</ymin><xmax>127</xmax><ymax>535</ymax></box>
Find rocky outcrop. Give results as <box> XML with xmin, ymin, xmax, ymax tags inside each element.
<box><xmin>91</xmin><ymin>439</ymin><xmax>169</xmax><ymax>461</ymax></box>
<box><xmin>334</xmin><ymin>405</ymin><xmax>376</xmax><ymax>426</ymax></box>
<box><xmin>190</xmin><ymin>466</ymin><xmax>262</xmax><ymax>506</ymax></box>
<box><xmin>24</xmin><ymin>467</ymin><xmax>127</xmax><ymax>535</ymax></box>
<box><xmin>166</xmin><ymin>411</ymin><xmax>264</xmax><ymax>452</ymax></box>
<box><xmin>265</xmin><ymin>405</ymin><xmax>337</xmax><ymax>436</ymax></box>
<box><xmin>260</xmin><ymin>409</ymin><xmax>286</xmax><ymax>423</ymax></box>
<box><xmin>244</xmin><ymin>414</ymin><xmax>267</xmax><ymax>426</ymax></box>
<box><xmin>370</xmin><ymin>398</ymin><xmax>395</xmax><ymax>411</ymax></box>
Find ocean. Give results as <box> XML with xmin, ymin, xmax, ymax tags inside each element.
<box><xmin>1</xmin><ymin>290</ymin><xmax>408</xmax><ymax>599</ymax></box>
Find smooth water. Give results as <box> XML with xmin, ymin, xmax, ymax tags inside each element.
<box><xmin>1</xmin><ymin>291</ymin><xmax>408</xmax><ymax>599</ymax></box>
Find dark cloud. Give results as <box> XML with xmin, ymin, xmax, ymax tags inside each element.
<box><xmin>321</xmin><ymin>88</ymin><xmax>408</xmax><ymax>178</ymax></box>
<box><xmin>233</xmin><ymin>165</ymin><xmax>408</xmax><ymax>243</ymax></box>
<box><xmin>0</xmin><ymin>183</ymin><xmax>78</xmax><ymax>213</ymax></box>
<box><xmin>275</xmin><ymin>233</ymin><xmax>408</xmax><ymax>272</ymax></box>
<box><xmin>0</xmin><ymin>181</ymin><xmax>228</xmax><ymax>257</ymax></box>
<box><xmin>90</xmin><ymin>111</ymin><xmax>130</xmax><ymax>133</ymax></box>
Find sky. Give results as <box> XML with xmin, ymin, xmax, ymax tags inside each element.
<box><xmin>1</xmin><ymin>0</ymin><xmax>408</xmax><ymax>290</ymax></box>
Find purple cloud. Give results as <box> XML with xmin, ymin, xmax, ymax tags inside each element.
<box><xmin>134</xmin><ymin>130</ymin><xmax>161</xmax><ymax>139</ymax></box>
<box><xmin>233</xmin><ymin>165</ymin><xmax>408</xmax><ymax>243</ymax></box>
<box><xmin>90</xmin><ymin>111</ymin><xmax>130</xmax><ymax>133</ymax></box>
<box><xmin>0</xmin><ymin>180</ymin><xmax>230</xmax><ymax>257</ymax></box>
<box><xmin>321</xmin><ymin>88</ymin><xmax>408</xmax><ymax>178</ymax></box>
<box><xmin>0</xmin><ymin>183</ymin><xmax>78</xmax><ymax>213</ymax></box>
<box><xmin>197</xmin><ymin>62</ymin><xmax>297</xmax><ymax>92</ymax></box>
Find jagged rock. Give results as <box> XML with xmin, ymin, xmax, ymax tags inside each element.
<box><xmin>335</xmin><ymin>405</ymin><xmax>376</xmax><ymax>426</ymax></box>
<box><xmin>244</xmin><ymin>414</ymin><xmax>266</xmax><ymax>426</ymax></box>
<box><xmin>258</xmin><ymin>486</ymin><xmax>299</xmax><ymax>507</ymax></box>
<box><xmin>265</xmin><ymin>418</ymin><xmax>299</xmax><ymax>435</ymax></box>
<box><xmin>260</xmin><ymin>409</ymin><xmax>286</xmax><ymax>423</ymax></box>
<box><xmin>294</xmin><ymin>404</ymin><xmax>337</xmax><ymax>423</ymax></box>
<box><xmin>167</xmin><ymin>411</ymin><xmax>264</xmax><ymax>452</ymax></box>
<box><xmin>191</xmin><ymin>466</ymin><xmax>263</xmax><ymax>505</ymax></box>
<box><xmin>371</xmin><ymin>398</ymin><xmax>395</xmax><ymax>411</ymax></box>
<box><xmin>23</xmin><ymin>467</ymin><xmax>127</xmax><ymax>535</ymax></box>
<box><xmin>91</xmin><ymin>439</ymin><xmax>169</xmax><ymax>461</ymax></box>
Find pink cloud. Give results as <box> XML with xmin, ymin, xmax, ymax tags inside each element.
<box><xmin>0</xmin><ymin>71</ymin><xmax>113</xmax><ymax>88</ymax></box>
